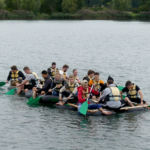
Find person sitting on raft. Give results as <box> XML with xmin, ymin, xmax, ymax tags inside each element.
<box><xmin>33</xmin><ymin>70</ymin><xmax>52</xmax><ymax>97</ymax></box>
<box><xmin>57</xmin><ymin>75</ymin><xmax>79</xmax><ymax>106</ymax></box>
<box><xmin>50</xmin><ymin>72</ymin><xmax>66</xmax><ymax>96</ymax></box>
<box><xmin>121</xmin><ymin>81</ymin><xmax>146</xmax><ymax>107</ymax></box>
<box><xmin>77</xmin><ymin>80</ymin><xmax>112</xmax><ymax>115</ymax></box>
<box><xmin>98</xmin><ymin>76</ymin><xmax>124</xmax><ymax>110</ymax></box>
<box><xmin>7</xmin><ymin>65</ymin><xmax>25</xmax><ymax>86</ymax></box>
<box><xmin>88</xmin><ymin>72</ymin><xmax>106</xmax><ymax>99</ymax></box>
<box><xmin>83</xmin><ymin>69</ymin><xmax>95</xmax><ymax>83</ymax></box>
<box><xmin>17</xmin><ymin>67</ymin><xmax>38</xmax><ymax>95</ymax></box>
<box><xmin>73</xmin><ymin>69</ymin><xmax>81</xmax><ymax>84</ymax></box>
<box><xmin>47</xmin><ymin>62</ymin><xmax>59</xmax><ymax>79</ymax></box>
<box><xmin>59</xmin><ymin>64</ymin><xmax>69</xmax><ymax>80</ymax></box>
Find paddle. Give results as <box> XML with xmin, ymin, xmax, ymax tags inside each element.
<box><xmin>27</xmin><ymin>96</ymin><xmax>41</xmax><ymax>106</ymax></box>
<box><xmin>27</xmin><ymin>87</ymin><xmax>56</xmax><ymax>106</ymax></box>
<box><xmin>79</xmin><ymin>85</ymin><xmax>94</xmax><ymax>116</ymax></box>
<box><xmin>5</xmin><ymin>88</ymin><xmax>17</xmax><ymax>95</ymax></box>
<box><xmin>0</xmin><ymin>82</ymin><xmax>6</xmax><ymax>87</ymax></box>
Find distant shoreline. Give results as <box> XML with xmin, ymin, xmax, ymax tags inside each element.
<box><xmin>0</xmin><ymin>9</ymin><xmax>150</xmax><ymax>21</ymax></box>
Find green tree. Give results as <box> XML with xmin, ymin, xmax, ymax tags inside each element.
<box><xmin>0</xmin><ymin>0</ymin><xmax>6</xmax><ymax>9</ymax></box>
<box><xmin>5</xmin><ymin>0</ymin><xmax>22</xmax><ymax>10</ymax></box>
<box><xmin>62</xmin><ymin>0</ymin><xmax>78</xmax><ymax>13</ymax></box>
<box><xmin>111</xmin><ymin>0</ymin><xmax>131</xmax><ymax>11</ymax></box>
<box><xmin>40</xmin><ymin>0</ymin><xmax>62</xmax><ymax>13</ymax></box>
<box><xmin>21</xmin><ymin>0</ymin><xmax>41</xmax><ymax>13</ymax></box>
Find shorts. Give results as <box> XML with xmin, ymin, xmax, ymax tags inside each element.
<box><xmin>130</xmin><ymin>98</ymin><xmax>146</xmax><ymax>104</ymax></box>
<box><xmin>24</xmin><ymin>84</ymin><xmax>34</xmax><ymax>90</ymax></box>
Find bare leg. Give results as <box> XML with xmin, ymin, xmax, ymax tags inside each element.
<box><xmin>99</xmin><ymin>108</ymin><xmax>113</xmax><ymax>115</ymax></box>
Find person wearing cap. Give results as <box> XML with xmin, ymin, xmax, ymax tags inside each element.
<box><xmin>7</xmin><ymin>65</ymin><xmax>25</xmax><ymax>86</ymax></box>
<box><xmin>56</xmin><ymin>75</ymin><xmax>79</xmax><ymax>106</ymax></box>
<box><xmin>17</xmin><ymin>67</ymin><xmax>38</xmax><ymax>94</ymax></box>
<box><xmin>47</xmin><ymin>62</ymin><xmax>59</xmax><ymax>79</ymax></box>
<box><xmin>88</xmin><ymin>72</ymin><xmax>106</xmax><ymax>98</ymax></box>
<box><xmin>59</xmin><ymin>64</ymin><xmax>69</xmax><ymax>80</ymax></box>
<box><xmin>98</xmin><ymin>76</ymin><xmax>124</xmax><ymax>110</ymax></box>
<box><xmin>121</xmin><ymin>81</ymin><xmax>145</xmax><ymax>106</ymax></box>
<box><xmin>77</xmin><ymin>80</ymin><xmax>113</xmax><ymax>115</ymax></box>
<box><xmin>83</xmin><ymin>70</ymin><xmax>95</xmax><ymax>83</ymax></box>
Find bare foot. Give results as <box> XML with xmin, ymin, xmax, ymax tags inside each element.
<box><xmin>56</xmin><ymin>101</ymin><xmax>64</xmax><ymax>106</ymax></box>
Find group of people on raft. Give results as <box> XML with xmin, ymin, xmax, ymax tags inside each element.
<box><xmin>6</xmin><ymin>62</ymin><xmax>147</xmax><ymax>115</ymax></box>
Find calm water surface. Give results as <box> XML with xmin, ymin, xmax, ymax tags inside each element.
<box><xmin>0</xmin><ymin>20</ymin><xmax>150</xmax><ymax>150</ymax></box>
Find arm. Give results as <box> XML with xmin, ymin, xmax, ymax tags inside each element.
<box><xmin>78</xmin><ymin>89</ymin><xmax>86</xmax><ymax>104</ymax></box>
<box><xmin>19</xmin><ymin>71</ymin><xmax>25</xmax><ymax>80</ymax></box>
<box><xmin>38</xmin><ymin>80</ymin><xmax>51</xmax><ymax>93</ymax></box>
<box><xmin>7</xmin><ymin>71</ymin><xmax>11</xmax><ymax>81</ymax></box>
<box><xmin>120</xmin><ymin>91</ymin><xmax>123</xmax><ymax>99</ymax></box>
<box><xmin>138</xmin><ymin>90</ymin><xmax>143</xmax><ymax>104</ymax></box>
<box><xmin>59</xmin><ymin>86</ymin><xmax>66</xmax><ymax>100</ymax></box>
<box><xmin>99</xmin><ymin>88</ymin><xmax>110</xmax><ymax>101</ymax></box>
<box><xmin>68</xmin><ymin>87</ymin><xmax>78</xmax><ymax>99</ymax></box>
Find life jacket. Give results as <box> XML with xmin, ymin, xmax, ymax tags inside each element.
<box><xmin>92</xmin><ymin>80</ymin><xmax>101</xmax><ymax>91</ymax></box>
<box><xmin>109</xmin><ymin>87</ymin><xmax>121</xmax><ymax>101</ymax></box>
<box><xmin>50</xmin><ymin>67</ymin><xmax>58</xmax><ymax>78</ymax></box>
<box><xmin>65</xmin><ymin>81</ymin><xmax>76</xmax><ymax>93</ymax></box>
<box><xmin>63</xmin><ymin>72</ymin><xmax>67</xmax><ymax>79</ymax></box>
<box><xmin>32</xmin><ymin>72</ymin><xmax>38</xmax><ymax>80</ymax></box>
<box><xmin>11</xmin><ymin>71</ymin><xmax>19</xmax><ymax>81</ymax></box>
<box><xmin>54</xmin><ymin>79</ymin><xmax>64</xmax><ymax>89</ymax></box>
<box><xmin>82</xmin><ymin>88</ymin><xmax>89</xmax><ymax>99</ymax></box>
<box><xmin>128</xmin><ymin>85</ymin><xmax>137</xmax><ymax>99</ymax></box>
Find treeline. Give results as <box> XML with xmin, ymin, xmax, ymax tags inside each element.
<box><xmin>0</xmin><ymin>0</ymin><xmax>150</xmax><ymax>20</ymax></box>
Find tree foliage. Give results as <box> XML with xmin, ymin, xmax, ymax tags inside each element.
<box><xmin>1</xmin><ymin>0</ymin><xmax>150</xmax><ymax>14</ymax></box>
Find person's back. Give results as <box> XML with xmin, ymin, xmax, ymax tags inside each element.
<box><xmin>99</xmin><ymin>76</ymin><xmax>122</xmax><ymax>109</ymax></box>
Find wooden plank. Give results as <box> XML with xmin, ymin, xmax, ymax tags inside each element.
<box><xmin>120</xmin><ymin>104</ymin><xmax>149</xmax><ymax>111</ymax></box>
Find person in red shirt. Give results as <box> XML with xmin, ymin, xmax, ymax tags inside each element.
<box><xmin>77</xmin><ymin>80</ymin><xmax>112</xmax><ymax>115</ymax></box>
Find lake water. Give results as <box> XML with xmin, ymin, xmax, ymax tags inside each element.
<box><xmin>0</xmin><ymin>20</ymin><xmax>150</xmax><ymax>150</ymax></box>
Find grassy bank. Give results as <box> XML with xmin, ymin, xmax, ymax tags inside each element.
<box><xmin>0</xmin><ymin>9</ymin><xmax>150</xmax><ymax>20</ymax></box>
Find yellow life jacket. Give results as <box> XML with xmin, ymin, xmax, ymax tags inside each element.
<box><xmin>93</xmin><ymin>80</ymin><xmax>101</xmax><ymax>91</ymax></box>
<box><xmin>68</xmin><ymin>82</ymin><xmax>76</xmax><ymax>92</ymax></box>
<box><xmin>63</xmin><ymin>72</ymin><xmax>67</xmax><ymax>79</ymax></box>
<box><xmin>128</xmin><ymin>85</ymin><xmax>137</xmax><ymax>99</ymax></box>
<box><xmin>32</xmin><ymin>72</ymin><xmax>38</xmax><ymax>80</ymax></box>
<box><xmin>51</xmin><ymin>68</ymin><xmax>58</xmax><ymax>77</ymax></box>
<box><xmin>82</xmin><ymin>88</ymin><xmax>89</xmax><ymax>99</ymax></box>
<box><xmin>11</xmin><ymin>71</ymin><xmax>19</xmax><ymax>81</ymax></box>
<box><xmin>109</xmin><ymin>87</ymin><xmax>120</xmax><ymax>101</ymax></box>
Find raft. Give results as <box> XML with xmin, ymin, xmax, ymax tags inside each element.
<box><xmin>39</xmin><ymin>95</ymin><xmax>59</xmax><ymax>105</ymax></box>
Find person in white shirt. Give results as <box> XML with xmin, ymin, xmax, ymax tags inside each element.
<box><xmin>59</xmin><ymin>64</ymin><xmax>69</xmax><ymax>80</ymax></box>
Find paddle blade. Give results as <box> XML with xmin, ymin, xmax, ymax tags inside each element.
<box><xmin>5</xmin><ymin>88</ymin><xmax>16</xmax><ymax>95</ymax></box>
<box><xmin>118</xmin><ymin>86</ymin><xmax>126</xmax><ymax>100</ymax></box>
<box><xmin>0</xmin><ymin>82</ymin><xmax>6</xmax><ymax>87</ymax></box>
<box><xmin>79</xmin><ymin>101</ymin><xmax>88</xmax><ymax>115</ymax></box>
<box><xmin>27</xmin><ymin>96</ymin><xmax>41</xmax><ymax>106</ymax></box>
<box><xmin>118</xmin><ymin>86</ymin><xmax>124</xmax><ymax>91</ymax></box>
